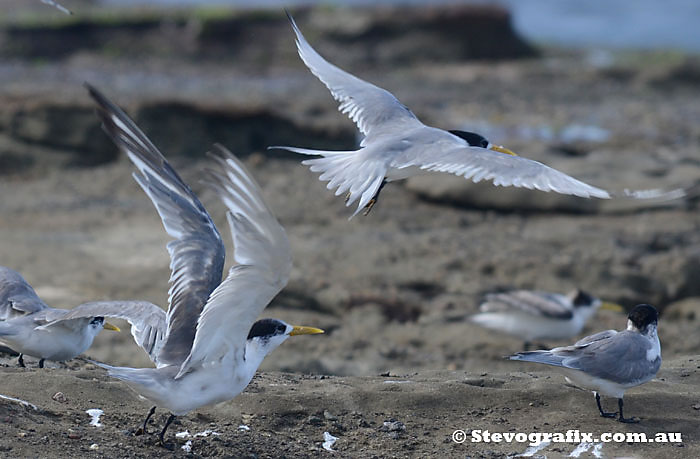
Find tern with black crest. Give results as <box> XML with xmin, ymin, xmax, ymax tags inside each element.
<box><xmin>269</xmin><ymin>12</ymin><xmax>611</xmax><ymax>218</ymax></box>
<box><xmin>0</xmin><ymin>266</ymin><xmax>158</xmax><ymax>368</ymax></box>
<box><xmin>471</xmin><ymin>289</ymin><xmax>623</xmax><ymax>350</ymax></box>
<box><xmin>509</xmin><ymin>304</ymin><xmax>661</xmax><ymax>423</ymax></box>
<box><xmin>86</xmin><ymin>84</ymin><xmax>324</xmax><ymax>446</ymax></box>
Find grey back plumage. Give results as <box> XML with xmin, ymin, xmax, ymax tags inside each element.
<box><xmin>511</xmin><ymin>329</ymin><xmax>661</xmax><ymax>385</ymax></box>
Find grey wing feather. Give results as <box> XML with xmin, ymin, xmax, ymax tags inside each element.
<box><xmin>573</xmin><ymin>329</ymin><xmax>617</xmax><ymax>347</ymax></box>
<box><xmin>87</xmin><ymin>84</ymin><xmax>225</xmax><ymax>366</ymax></box>
<box><xmin>0</xmin><ymin>267</ymin><xmax>49</xmax><ymax>320</ymax></box>
<box><xmin>393</xmin><ymin>146</ymin><xmax>611</xmax><ymax>199</ymax></box>
<box><xmin>511</xmin><ymin>331</ymin><xmax>659</xmax><ymax>385</ymax></box>
<box><xmin>481</xmin><ymin>290</ymin><xmax>574</xmax><ymax>320</ymax></box>
<box><xmin>564</xmin><ymin>331</ymin><xmax>660</xmax><ymax>384</ymax></box>
<box><xmin>286</xmin><ymin>11</ymin><xmax>421</xmax><ymax>141</ymax></box>
<box><xmin>38</xmin><ymin>301</ymin><xmax>167</xmax><ymax>366</ymax></box>
<box><xmin>175</xmin><ymin>146</ymin><xmax>292</xmax><ymax>378</ymax></box>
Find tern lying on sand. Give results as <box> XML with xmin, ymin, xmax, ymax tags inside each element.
<box><xmin>86</xmin><ymin>84</ymin><xmax>324</xmax><ymax>446</ymax></box>
<box><xmin>471</xmin><ymin>289</ymin><xmax>623</xmax><ymax>350</ymax></box>
<box><xmin>510</xmin><ymin>304</ymin><xmax>660</xmax><ymax>423</ymax></box>
<box><xmin>270</xmin><ymin>12</ymin><xmax>611</xmax><ymax>218</ymax></box>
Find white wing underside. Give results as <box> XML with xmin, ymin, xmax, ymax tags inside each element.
<box><xmin>175</xmin><ymin>148</ymin><xmax>292</xmax><ymax>379</ymax></box>
<box><xmin>282</xmin><ymin>142</ymin><xmax>610</xmax><ymax>217</ymax></box>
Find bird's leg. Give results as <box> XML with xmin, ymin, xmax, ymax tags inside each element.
<box><xmin>38</xmin><ymin>359</ymin><xmax>45</xmax><ymax>369</ymax></box>
<box><xmin>17</xmin><ymin>354</ymin><xmax>25</xmax><ymax>368</ymax></box>
<box><xmin>595</xmin><ymin>392</ymin><xmax>617</xmax><ymax>418</ymax></box>
<box><xmin>344</xmin><ymin>192</ymin><xmax>352</xmax><ymax>204</ymax></box>
<box><xmin>617</xmin><ymin>398</ymin><xmax>639</xmax><ymax>423</ymax></box>
<box><xmin>362</xmin><ymin>179</ymin><xmax>388</xmax><ymax>216</ymax></box>
<box><xmin>523</xmin><ymin>342</ymin><xmax>531</xmax><ymax>352</ymax></box>
<box><xmin>157</xmin><ymin>414</ymin><xmax>176</xmax><ymax>448</ymax></box>
<box><xmin>136</xmin><ymin>406</ymin><xmax>157</xmax><ymax>435</ymax></box>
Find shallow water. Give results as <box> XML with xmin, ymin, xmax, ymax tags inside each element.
<box><xmin>99</xmin><ymin>0</ymin><xmax>700</xmax><ymax>52</ymax></box>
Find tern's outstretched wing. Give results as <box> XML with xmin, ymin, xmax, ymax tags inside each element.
<box><xmin>480</xmin><ymin>290</ymin><xmax>574</xmax><ymax>320</ymax></box>
<box><xmin>175</xmin><ymin>146</ymin><xmax>292</xmax><ymax>379</ymax></box>
<box><xmin>38</xmin><ymin>301</ymin><xmax>167</xmax><ymax>365</ymax></box>
<box><xmin>286</xmin><ymin>11</ymin><xmax>422</xmax><ymax>141</ymax></box>
<box><xmin>87</xmin><ymin>84</ymin><xmax>225</xmax><ymax>367</ymax></box>
<box><xmin>394</xmin><ymin>146</ymin><xmax>611</xmax><ymax>199</ymax></box>
<box><xmin>0</xmin><ymin>267</ymin><xmax>49</xmax><ymax>321</ymax></box>
<box><xmin>41</xmin><ymin>0</ymin><xmax>72</xmax><ymax>15</ymax></box>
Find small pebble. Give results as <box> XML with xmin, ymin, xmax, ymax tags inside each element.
<box><xmin>323</xmin><ymin>410</ymin><xmax>338</xmax><ymax>421</ymax></box>
<box><xmin>52</xmin><ymin>392</ymin><xmax>67</xmax><ymax>403</ymax></box>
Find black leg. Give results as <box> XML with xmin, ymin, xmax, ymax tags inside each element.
<box><xmin>137</xmin><ymin>406</ymin><xmax>157</xmax><ymax>435</ymax></box>
<box><xmin>38</xmin><ymin>359</ymin><xmax>45</xmax><ymax>369</ymax></box>
<box><xmin>17</xmin><ymin>354</ymin><xmax>25</xmax><ymax>368</ymax></box>
<box><xmin>362</xmin><ymin>179</ymin><xmax>388</xmax><ymax>216</ymax></box>
<box><xmin>617</xmin><ymin>398</ymin><xmax>639</xmax><ymax>423</ymax></box>
<box><xmin>158</xmin><ymin>414</ymin><xmax>176</xmax><ymax>447</ymax></box>
<box><xmin>596</xmin><ymin>393</ymin><xmax>617</xmax><ymax>418</ymax></box>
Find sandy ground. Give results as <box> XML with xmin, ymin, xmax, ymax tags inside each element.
<box><xmin>2</xmin><ymin>7</ymin><xmax>700</xmax><ymax>458</ymax></box>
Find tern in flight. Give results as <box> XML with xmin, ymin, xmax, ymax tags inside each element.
<box><xmin>270</xmin><ymin>12</ymin><xmax>610</xmax><ymax>218</ymax></box>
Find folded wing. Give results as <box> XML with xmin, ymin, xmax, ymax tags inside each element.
<box><xmin>480</xmin><ymin>290</ymin><xmax>574</xmax><ymax>320</ymax></box>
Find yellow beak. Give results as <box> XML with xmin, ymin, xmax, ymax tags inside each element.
<box><xmin>490</xmin><ymin>144</ymin><xmax>518</xmax><ymax>156</ymax></box>
<box><xmin>600</xmin><ymin>302</ymin><xmax>625</xmax><ymax>313</ymax></box>
<box><xmin>289</xmin><ymin>325</ymin><xmax>325</xmax><ymax>336</ymax></box>
<box><xmin>103</xmin><ymin>322</ymin><xmax>121</xmax><ymax>332</ymax></box>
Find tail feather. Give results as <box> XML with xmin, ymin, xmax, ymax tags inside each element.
<box><xmin>509</xmin><ymin>350</ymin><xmax>567</xmax><ymax>368</ymax></box>
<box><xmin>268</xmin><ymin>146</ymin><xmax>386</xmax><ymax>218</ymax></box>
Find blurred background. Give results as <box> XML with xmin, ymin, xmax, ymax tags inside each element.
<box><xmin>0</xmin><ymin>0</ymin><xmax>699</xmax><ymax>376</ymax></box>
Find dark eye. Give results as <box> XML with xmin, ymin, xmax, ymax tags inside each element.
<box><xmin>90</xmin><ymin>317</ymin><xmax>104</xmax><ymax>325</ymax></box>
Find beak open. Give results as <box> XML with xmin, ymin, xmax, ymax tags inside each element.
<box><xmin>600</xmin><ymin>302</ymin><xmax>625</xmax><ymax>313</ymax></box>
<box><xmin>489</xmin><ymin>144</ymin><xmax>518</xmax><ymax>156</ymax></box>
<box><xmin>289</xmin><ymin>325</ymin><xmax>325</xmax><ymax>336</ymax></box>
<box><xmin>103</xmin><ymin>322</ymin><xmax>121</xmax><ymax>332</ymax></box>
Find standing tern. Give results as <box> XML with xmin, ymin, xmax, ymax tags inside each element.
<box><xmin>471</xmin><ymin>289</ymin><xmax>623</xmax><ymax>350</ymax></box>
<box><xmin>86</xmin><ymin>84</ymin><xmax>324</xmax><ymax>446</ymax></box>
<box><xmin>0</xmin><ymin>266</ymin><xmax>133</xmax><ymax>367</ymax></box>
<box><xmin>269</xmin><ymin>12</ymin><xmax>611</xmax><ymax>218</ymax></box>
<box><xmin>509</xmin><ymin>304</ymin><xmax>660</xmax><ymax>423</ymax></box>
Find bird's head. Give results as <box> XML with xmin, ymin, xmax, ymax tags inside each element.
<box><xmin>627</xmin><ymin>304</ymin><xmax>659</xmax><ymax>335</ymax></box>
<box><xmin>87</xmin><ymin>316</ymin><xmax>121</xmax><ymax>337</ymax></box>
<box><xmin>448</xmin><ymin>130</ymin><xmax>517</xmax><ymax>156</ymax></box>
<box><xmin>570</xmin><ymin>289</ymin><xmax>624</xmax><ymax>315</ymax></box>
<box><xmin>246</xmin><ymin>318</ymin><xmax>324</xmax><ymax>357</ymax></box>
